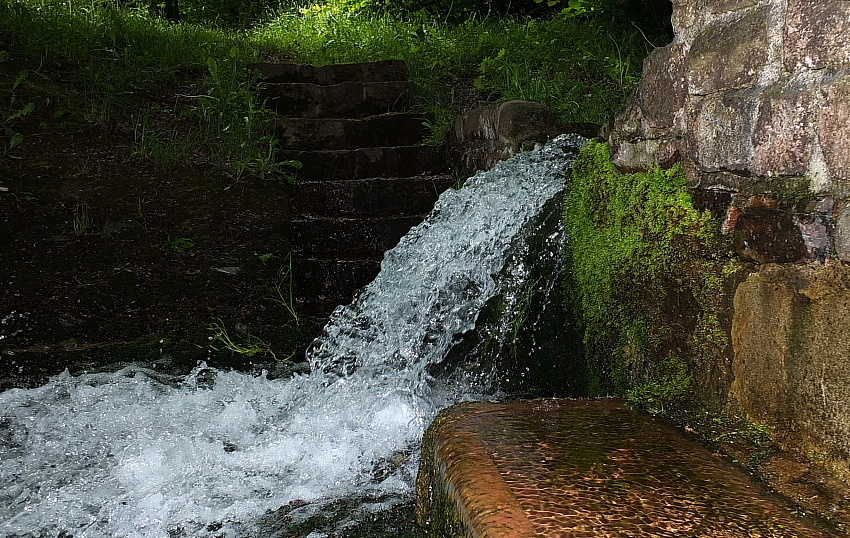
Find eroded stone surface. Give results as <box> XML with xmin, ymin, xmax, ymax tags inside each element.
<box><xmin>784</xmin><ymin>0</ymin><xmax>850</xmax><ymax>71</ymax></box>
<box><xmin>734</xmin><ymin>208</ymin><xmax>808</xmax><ymax>264</ymax></box>
<box><xmin>687</xmin><ymin>90</ymin><xmax>757</xmax><ymax>173</ymax></box>
<box><xmin>704</xmin><ymin>0</ymin><xmax>759</xmax><ymax>14</ymax></box>
<box><xmin>640</xmin><ymin>44</ymin><xmax>687</xmax><ymax>129</ymax></box>
<box><xmin>751</xmin><ymin>78</ymin><xmax>816</xmax><ymax>177</ymax></box>
<box><xmin>686</xmin><ymin>8</ymin><xmax>768</xmax><ymax>95</ymax></box>
<box><xmin>418</xmin><ymin>400</ymin><xmax>830</xmax><ymax>537</ymax></box>
<box><xmin>833</xmin><ymin>201</ymin><xmax>850</xmax><ymax>262</ymax></box>
<box><xmin>817</xmin><ymin>74</ymin><xmax>850</xmax><ymax>184</ymax></box>
<box><xmin>732</xmin><ymin>265</ymin><xmax>850</xmax><ymax>466</ymax></box>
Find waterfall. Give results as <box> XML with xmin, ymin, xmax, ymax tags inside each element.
<box><xmin>0</xmin><ymin>134</ymin><xmax>585</xmax><ymax>538</ymax></box>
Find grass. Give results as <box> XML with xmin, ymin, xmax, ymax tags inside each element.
<box><xmin>257</xmin><ymin>6</ymin><xmax>665</xmax><ymax>134</ymax></box>
<box><xmin>0</xmin><ymin>0</ymin><xmax>670</xmax><ymax>159</ymax></box>
<box><xmin>207</xmin><ymin>319</ymin><xmax>278</xmax><ymax>359</ymax></box>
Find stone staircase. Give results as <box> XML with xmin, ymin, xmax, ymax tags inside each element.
<box><xmin>248</xmin><ymin>60</ymin><xmax>454</xmax><ymax>342</ymax></box>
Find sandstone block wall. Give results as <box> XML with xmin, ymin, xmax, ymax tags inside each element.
<box><xmin>607</xmin><ymin>0</ymin><xmax>850</xmax><ymax>475</ymax></box>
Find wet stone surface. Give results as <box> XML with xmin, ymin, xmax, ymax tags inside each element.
<box><xmin>420</xmin><ymin>399</ymin><xmax>834</xmax><ymax>537</ymax></box>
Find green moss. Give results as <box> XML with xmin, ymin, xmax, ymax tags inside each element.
<box><xmin>563</xmin><ymin>141</ymin><xmax>730</xmax><ymax>405</ymax></box>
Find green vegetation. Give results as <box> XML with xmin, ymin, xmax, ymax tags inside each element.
<box><xmin>564</xmin><ymin>141</ymin><xmax>729</xmax><ymax>404</ymax></box>
<box><xmin>208</xmin><ymin>319</ymin><xmax>279</xmax><ymax>359</ymax></box>
<box><xmin>0</xmin><ymin>0</ymin><xmax>671</xmax><ymax>161</ymax></box>
<box><xmin>0</xmin><ymin>0</ymin><xmax>669</xmax><ymax>376</ymax></box>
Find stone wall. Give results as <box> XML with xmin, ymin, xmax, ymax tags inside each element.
<box><xmin>606</xmin><ymin>0</ymin><xmax>850</xmax><ymax>481</ymax></box>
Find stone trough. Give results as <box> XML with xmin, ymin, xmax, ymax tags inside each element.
<box><xmin>417</xmin><ymin>399</ymin><xmax>833</xmax><ymax>537</ymax></box>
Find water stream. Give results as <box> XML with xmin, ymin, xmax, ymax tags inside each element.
<box><xmin>0</xmin><ymin>134</ymin><xmax>586</xmax><ymax>538</ymax></box>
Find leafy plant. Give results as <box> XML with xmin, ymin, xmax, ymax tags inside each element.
<box><xmin>160</xmin><ymin>235</ymin><xmax>194</xmax><ymax>253</ymax></box>
<box><xmin>626</xmin><ymin>356</ymin><xmax>692</xmax><ymax>416</ymax></box>
<box><xmin>2</xmin><ymin>60</ymin><xmax>35</xmax><ymax>155</ymax></box>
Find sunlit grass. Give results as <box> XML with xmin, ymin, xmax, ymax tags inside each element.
<box><xmin>0</xmin><ymin>0</ymin><xmax>669</xmax><ymax>155</ymax></box>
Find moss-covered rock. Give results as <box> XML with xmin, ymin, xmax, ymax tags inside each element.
<box><xmin>563</xmin><ymin>140</ymin><xmax>741</xmax><ymax>407</ymax></box>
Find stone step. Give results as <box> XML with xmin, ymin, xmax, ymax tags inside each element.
<box><xmin>293</xmin><ymin>257</ymin><xmax>382</xmax><ymax>306</ymax></box>
<box><xmin>282</xmin><ymin>145</ymin><xmax>446</xmax><ymax>181</ymax></box>
<box><xmin>290</xmin><ymin>175</ymin><xmax>456</xmax><ymax>218</ymax></box>
<box><xmin>260</xmin><ymin>80</ymin><xmax>415</xmax><ymax>119</ymax></box>
<box><xmin>417</xmin><ymin>399</ymin><xmax>831</xmax><ymax>537</ymax></box>
<box><xmin>274</xmin><ymin>113</ymin><xmax>431</xmax><ymax>151</ymax></box>
<box><xmin>291</xmin><ymin>216</ymin><xmax>424</xmax><ymax>256</ymax></box>
<box><xmin>249</xmin><ymin>59</ymin><xmax>408</xmax><ymax>85</ymax></box>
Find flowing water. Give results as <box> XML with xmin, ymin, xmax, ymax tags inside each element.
<box><xmin>0</xmin><ymin>134</ymin><xmax>586</xmax><ymax>538</ymax></box>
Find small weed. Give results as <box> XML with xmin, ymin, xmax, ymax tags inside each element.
<box><xmin>230</xmin><ymin>136</ymin><xmax>301</xmax><ymax>183</ymax></box>
<box><xmin>131</xmin><ymin>109</ymin><xmax>192</xmax><ymax>166</ymax></box>
<box><xmin>508</xmin><ymin>281</ymin><xmax>533</xmax><ymax>358</ymax></box>
<box><xmin>207</xmin><ymin>319</ymin><xmax>277</xmax><ymax>359</ymax></box>
<box><xmin>72</xmin><ymin>202</ymin><xmax>93</xmax><ymax>236</ymax></box>
<box><xmin>160</xmin><ymin>235</ymin><xmax>194</xmax><ymax>253</ymax></box>
<box><xmin>626</xmin><ymin>356</ymin><xmax>692</xmax><ymax>416</ymax></box>
<box><xmin>268</xmin><ymin>254</ymin><xmax>299</xmax><ymax>325</ymax></box>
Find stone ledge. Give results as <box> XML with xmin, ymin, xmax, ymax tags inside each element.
<box><xmin>417</xmin><ymin>399</ymin><xmax>831</xmax><ymax>537</ymax></box>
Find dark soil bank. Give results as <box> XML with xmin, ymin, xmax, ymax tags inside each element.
<box><xmin>1</xmin><ymin>71</ymin><xmax>300</xmax><ymax>390</ymax></box>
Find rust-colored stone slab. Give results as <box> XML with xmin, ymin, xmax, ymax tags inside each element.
<box><xmin>418</xmin><ymin>399</ymin><xmax>832</xmax><ymax>537</ymax></box>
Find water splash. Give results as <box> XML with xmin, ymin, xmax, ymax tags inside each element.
<box><xmin>0</xmin><ymin>134</ymin><xmax>585</xmax><ymax>537</ymax></box>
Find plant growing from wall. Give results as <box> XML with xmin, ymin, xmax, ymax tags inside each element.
<box><xmin>564</xmin><ymin>140</ymin><xmax>729</xmax><ymax>406</ymax></box>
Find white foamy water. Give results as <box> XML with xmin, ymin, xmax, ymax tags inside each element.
<box><xmin>0</xmin><ymin>134</ymin><xmax>584</xmax><ymax>537</ymax></box>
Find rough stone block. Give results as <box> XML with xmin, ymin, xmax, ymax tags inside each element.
<box><xmin>703</xmin><ymin>0</ymin><xmax>759</xmax><ymax>14</ymax></box>
<box><xmin>686</xmin><ymin>90</ymin><xmax>757</xmax><ymax>173</ymax></box>
<box><xmin>275</xmin><ymin>113</ymin><xmax>430</xmax><ymax>151</ymax></box>
<box><xmin>610</xmin><ymin>139</ymin><xmax>659</xmax><ymax>172</ymax></box>
<box><xmin>833</xmin><ymin>201</ymin><xmax>850</xmax><ymax>262</ymax></box>
<box><xmin>248</xmin><ymin>59</ymin><xmax>408</xmax><ymax>84</ymax></box>
<box><xmin>640</xmin><ymin>43</ymin><xmax>687</xmax><ymax>129</ymax></box>
<box><xmin>784</xmin><ymin>0</ymin><xmax>850</xmax><ymax>71</ymax></box>
<box><xmin>732</xmin><ymin>264</ymin><xmax>850</xmax><ymax>467</ymax></box>
<box><xmin>686</xmin><ymin>8</ymin><xmax>768</xmax><ymax>95</ymax></box>
<box><xmin>451</xmin><ymin>100</ymin><xmax>563</xmax><ymax>174</ymax></box>
<box><xmin>290</xmin><ymin>176</ymin><xmax>454</xmax><ymax>218</ymax></box>
<box><xmin>817</xmin><ymin>75</ymin><xmax>850</xmax><ymax>183</ymax></box>
<box><xmin>751</xmin><ymin>79</ymin><xmax>816</xmax><ymax>177</ymax></box>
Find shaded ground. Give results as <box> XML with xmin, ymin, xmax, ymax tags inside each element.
<box><xmin>1</xmin><ymin>57</ymin><xmax>301</xmax><ymax>390</ymax></box>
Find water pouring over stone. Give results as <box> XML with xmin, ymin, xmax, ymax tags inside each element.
<box><xmin>0</xmin><ymin>134</ymin><xmax>586</xmax><ymax>537</ymax></box>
